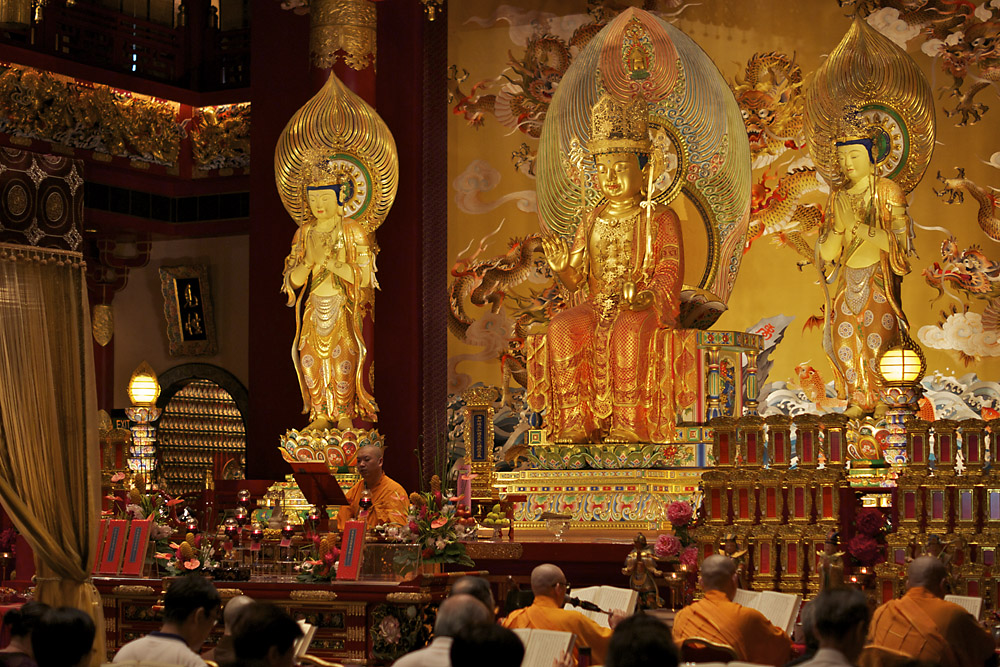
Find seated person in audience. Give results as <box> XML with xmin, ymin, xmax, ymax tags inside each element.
<box><xmin>606</xmin><ymin>613</ymin><xmax>678</xmax><ymax>667</ymax></box>
<box><xmin>672</xmin><ymin>555</ymin><xmax>792</xmax><ymax>667</ymax></box>
<box><xmin>0</xmin><ymin>601</ymin><xmax>49</xmax><ymax>667</ymax></box>
<box><xmin>450</xmin><ymin>625</ymin><xmax>525</xmax><ymax>667</ymax></box>
<box><xmin>502</xmin><ymin>563</ymin><xmax>625</xmax><ymax>665</ymax></box>
<box><xmin>796</xmin><ymin>589</ymin><xmax>868</xmax><ymax>667</ymax></box>
<box><xmin>337</xmin><ymin>445</ymin><xmax>408</xmax><ymax>530</ymax></box>
<box><xmin>114</xmin><ymin>573</ymin><xmax>221</xmax><ymax>666</ymax></box>
<box><xmin>868</xmin><ymin>556</ymin><xmax>995</xmax><ymax>667</ymax></box>
<box><xmin>202</xmin><ymin>594</ymin><xmax>253</xmax><ymax>665</ymax></box>
<box><xmin>786</xmin><ymin>602</ymin><xmax>819</xmax><ymax>667</ymax></box>
<box><xmin>31</xmin><ymin>607</ymin><xmax>95</xmax><ymax>667</ymax></box>
<box><xmin>227</xmin><ymin>603</ymin><xmax>302</xmax><ymax>667</ymax></box>
<box><xmin>393</xmin><ymin>594</ymin><xmax>493</xmax><ymax>667</ymax></box>
<box><xmin>450</xmin><ymin>576</ymin><xmax>496</xmax><ymax>617</ymax></box>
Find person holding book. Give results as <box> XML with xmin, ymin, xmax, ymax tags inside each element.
<box><xmin>501</xmin><ymin>564</ymin><xmax>626</xmax><ymax>665</ymax></box>
<box><xmin>337</xmin><ymin>445</ymin><xmax>409</xmax><ymax>531</ymax></box>
<box><xmin>226</xmin><ymin>603</ymin><xmax>302</xmax><ymax>667</ymax></box>
<box><xmin>202</xmin><ymin>594</ymin><xmax>253</xmax><ymax>665</ymax></box>
<box><xmin>393</xmin><ymin>594</ymin><xmax>493</xmax><ymax>667</ymax></box>
<box><xmin>672</xmin><ymin>555</ymin><xmax>792</xmax><ymax>667</ymax></box>
<box><xmin>795</xmin><ymin>589</ymin><xmax>868</xmax><ymax>667</ymax></box>
<box><xmin>867</xmin><ymin>556</ymin><xmax>994</xmax><ymax>667</ymax></box>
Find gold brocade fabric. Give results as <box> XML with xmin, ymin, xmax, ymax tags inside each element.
<box><xmin>526</xmin><ymin>207</ymin><xmax>690</xmax><ymax>442</ymax></box>
<box><xmin>0</xmin><ymin>244</ymin><xmax>105</xmax><ymax>666</ymax></box>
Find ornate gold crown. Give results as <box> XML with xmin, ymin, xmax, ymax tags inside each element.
<box><xmin>832</xmin><ymin>105</ymin><xmax>873</xmax><ymax>145</ymax></box>
<box><xmin>307</xmin><ymin>160</ymin><xmax>353</xmax><ymax>189</ymax></box>
<box><xmin>588</xmin><ymin>93</ymin><xmax>651</xmax><ymax>156</ymax></box>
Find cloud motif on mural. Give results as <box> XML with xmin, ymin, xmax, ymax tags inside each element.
<box><xmin>453</xmin><ymin>159</ymin><xmax>537</xmax><ymax>215</ymax></box>
<box><xmin>918</xmin><ymin>311</ymin><xmax>1000</xmax><ymax>358</ymax></box>
<box><xmin>867</xmin><ymin>8</ymin><xmax>921</xmax><ymax>48</ymax></box>
<box><xmin>985</xmin><ymin>152</ymin><xmax>1000</xmax><ymax>170</ymax></box>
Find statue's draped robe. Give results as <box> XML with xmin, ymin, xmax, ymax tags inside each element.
<box><xmin>502</xmin><ymin>596</ymin><xmax>613</xmax><ymax>664</ymax></box>
<box><xmin>337</xmin><ymin>474</ymin><xmax>408</xmax><ymax>530</ymax></box>
<box><xmin>526</xmin><ymin>206</ymin><xmax>685</xmax><ymax>441</ymax></box>
<box><xmin>867</xmin><ymin>587</ymin><xmax>994</xmax><ymax>667</ymax></box>
<box><xmin>822</xmin><ymin>177</ymin><xmax>911</xmax><ymax>412</ymax></box>
<box><xmin>671</xmin><ymin>590</ymin><xmax>792</xmax><ymax>667</ymax></box>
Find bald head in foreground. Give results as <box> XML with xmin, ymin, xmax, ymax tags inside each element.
<box><xmin>867</xmin><ymin>556</ymin><xmax>994</xmax><ymax>667</ymax></box>
<box><xmin>671</xmin><ymin>555</ymin><xmax>792</xmax><ymax>667</ymax></box>
<box><xmin>337</xmin><ymin>445</ymin><xmax>408</xmax><ymax>531</ymax></box>
<box><xmin>501</xmin><ymin>564</ymin><xmax>625</xmax><ymax>665</ymax></box>
<box><xmin>393</xmin><ymin>594</ymin><xmax>493</xmax><ymax>667</ymax></box>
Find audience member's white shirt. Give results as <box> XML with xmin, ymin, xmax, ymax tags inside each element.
<box><xmin>113</xmin><ymin>632</ymin><xmax>207</xmax><ymax>666</ymax></box>
<box><xmin>795</xmin><ymin>647</ymin><xmax>854</xmax><ymax>667</ymax></box>
<box><xmin>391</xmin><ymin>636</ymin><xmax>453</xmax><ymax>667</ymax></box>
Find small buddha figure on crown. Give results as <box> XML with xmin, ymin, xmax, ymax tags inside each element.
<box><xmin>281</xmin><ymin>160</ymin><xmax>378</xmax><ymax>431</ymax></box>
<box><xmin>537</xmin><ymin>94</ymin><xmax>684</xmax><ymax>444</ymax></box>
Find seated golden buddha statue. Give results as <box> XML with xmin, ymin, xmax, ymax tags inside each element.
<box><xmin>531</xmin><ymin>95</ymin><xmax>684</xmax><ymax>444</ymax></box>
<box><xmin>281</xmin><ymin>165</ymin><xmax>378</xmax><ymax>431</ymax></box>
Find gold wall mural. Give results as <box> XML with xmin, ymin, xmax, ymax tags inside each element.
<box><xmin>447</xmin><ymin>0</ymin><xmax>1000</xmax><ymax>436</ymax></box>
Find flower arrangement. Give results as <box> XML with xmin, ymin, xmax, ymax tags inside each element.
<box><xmin>387</xmin><ymin>488</ymin><xmax>474</xmax><ymax>575</ymax></box>
<box><xmin>106</xmin><ymin>474</ymin><xmax>179</xmax><ymax>542</ymax></box>
<box><xmin>654</xmin><ymin>500</ymin><xmax>698</xmax><ymax>567</ymax></box>
<box><xmin>847</xmin><ymin>507</ymin><xmax>888</xmax><ymax>567</ymax></box>
<box><xmin>297</xmin><ymin>533</ymin><xmax>341</xmax><ymax>582</ymax></box>
<box><xmin>156</xmin><ymin>532</ymin><xmax>219</xmax><ymax>575</ymax></box>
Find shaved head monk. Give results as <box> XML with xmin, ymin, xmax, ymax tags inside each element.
<box><xmin>672</xmin><ymin>555</ymin><xmax>792</xmax><ymax>666</ymax></box>
<box><xmin>502</xmin><ymin>564</ymin><xmax>626</xmax><ymax>664</ymax></box>
<box><xmin>868</xmin><ymin>556</ymin><xmax>994</xmax><ymax>667</ymax></box>
<box><xmin>337</xmin><ymin>445</ymin><xmax>408</xmax><ymax>530</ymax></box>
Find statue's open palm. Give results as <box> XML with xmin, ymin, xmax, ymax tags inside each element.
<box><xmin>542</xmin><ymin>234</ymin><xmax>570</xmax><ymax>273</ymax></box>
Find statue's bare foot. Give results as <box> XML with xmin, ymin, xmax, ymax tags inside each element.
<box><xmin>606</xmin><ymin>426</ymin><xmax>643</xmax><ymax>443</ymax></box>
<box><xmin>554</xmin><ymin>426</ymin><xmax>590</xmax><ymax>444</ymax></box>
<box><xmin>305</xmin><ymin>416</ymin><xmax>333</xmax><ymax>432</ymax></box>
<box><xmin>337</xmin><ymin>417</ymin><xmax>354</xmax><ymax>430</ymax></box>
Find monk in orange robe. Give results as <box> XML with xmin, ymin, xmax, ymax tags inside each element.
<box><xmin>502</xmin><ymin>564</ymin><xmax>626</xmax><ymax>664</ymax></box>
<box><xmin>868</xmin><ymin>556</ymin><xmax>995</xmax><ymax>667</ymax></box>
<box><xmin>672</xmin><ymin>555</ymin><xmax>792</xmax><ymax>667</ymax></box>
<box><xmin>337</xmin><ymin>445</ymin><xmax>408</xmax><ymax>531</ymax></box>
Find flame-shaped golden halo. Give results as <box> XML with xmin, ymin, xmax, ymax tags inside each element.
<box><xmin>274</xmin><ymin>72</ymin><xmax>398</xmax><ymax>234</ymax></box>
<box><xmin>804</xmin><ymin>18</ymin><xmax>934</xmax><ymax>194</ymax></box>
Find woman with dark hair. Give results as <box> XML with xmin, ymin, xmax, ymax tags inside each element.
<box><xmin>0</xmin><ymin>602</ymin><xmax>49</xmax><ymax>666</ymax></box>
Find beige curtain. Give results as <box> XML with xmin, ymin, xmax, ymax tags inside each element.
<box><xmin>0</xmin><ymin>242</ymin><xmax>105</xmax><ymax>666</ymax></box>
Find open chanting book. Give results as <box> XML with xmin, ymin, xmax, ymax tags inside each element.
<box><xmin>944</xmin><ymin>594</ymin><xmax>983</xmax><ymax>619</ymax></box>
<box><xmin>732</xmin><ymin>589</ymin><xmax>802</xmax><ymax>635</ymax></box>
<box><xmin>511</xmin><ymin>628</ymin><xmax>576</xmax><ymax>667</ymax></box>
<box><xmin>564</xmin><ymin>585</ymin><xmax>638</xmax><ymax>628</ymax></box>
<box><xmin>294</xmin><ymin>620</ymin><xmax>317</xmax><ymax>660</ymax></box>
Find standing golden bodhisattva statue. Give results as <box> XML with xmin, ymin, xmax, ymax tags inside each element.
<box><xmin>539</xmin><ymin>95</ymin><xmax>683</xmax><ymax>444</ymax></box>
<box><xmin>817</xmin><ymin>127</ymin><xmax>913</xmax><ymax>418</ymax></box>
<box><xmin>282</xmin><ymin>166</ymin><xmax>378</xmax><ymax>431</ymax></box>
<box><xmin>623</xmin><ymin>533</ymin><xmax>663</xmax><ymax>610</ymax></box>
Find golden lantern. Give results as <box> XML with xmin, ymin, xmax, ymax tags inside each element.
<box><xmin>125</xmin><ymin>361</ymin><xmax>162</xmax><ymax>476</ymax></box>
<box><xmin>127</xmin><ymin>361</ymin><xmax>161</xmax><ymax>406</ymax></box>
<box><xmin>878</xmin><ymin>339</ymin><xmax>926</xmax><ymax>454</ymax></box>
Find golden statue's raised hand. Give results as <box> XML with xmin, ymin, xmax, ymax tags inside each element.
<box><xmin>541</xmin><ymin>234</ymin><xmax>571</xmax><ymax>274</ymax></box>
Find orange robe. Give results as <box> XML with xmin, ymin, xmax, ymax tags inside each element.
<box><xmin>336</xmin><ymin>474</ymin><xmax>408</xmax><ymax>531</ymax></box>
<box><xmin>671</xmin><ymin>590</ymin><xmax>792</xmax><ymax>667</ymax></box>
<box><xmin>501</xmin><ymin>596</ymin><xmax>613</xmax><ymax>665</ymax></box>
<box><xmin>868</xmin><ymin>586</ymin><xmax>995</xmax><ymax>667</ymax></box>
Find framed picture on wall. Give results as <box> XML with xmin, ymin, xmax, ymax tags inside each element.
<box><xmin>159</xmin><ymin>264</ymin><xmax>218</xmax><ymax>356</ymax></box>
